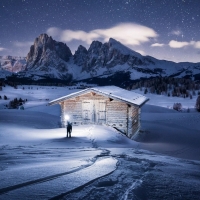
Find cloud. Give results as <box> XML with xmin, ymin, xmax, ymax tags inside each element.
<box><xmin>171</xmin><ymin>30</ymin><xmax>182</xmax><ymax>36</ymax></box>
<box><xmin>168</xmin><ymin>40</ymin><xmax>200</xmax><ymax>49</ymax></box>
<box><xmin>0</xmin><ymin>47</ymin><xmax>6</xmax><ymax>51</ymax></box>
<box><xmin>151</xmin><ymin>43</ymin><xmax>165</xmax><ymax>47</ymax></box>
<box><xmin>46</xmin><ymin>23</ymin><xmax>158</xmax><ymax>46</ymax></box>
<box><xmin>14</xmin><ymin>41</ymin><xmax>33</xmax><ymax>47</ymax></box>
<box><xmin>169</xmin><ymin>40</ymin><xmax>190</xmax><ymax>48</ymax></box>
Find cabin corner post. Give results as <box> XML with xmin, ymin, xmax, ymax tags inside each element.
<box><xmin>138</xmin><ymin>107</ymin><xmax>141</xmax><ymax>131</ymax></box>
<box><xmin>127</xmin><ymin>105</ymin><xmax>141</xmax><ymax>138</ymax></box>
<box><xmin>132</xmin><ymin>106</ymin><xmax>140</xmax><ymax>137</ymax></box>
<box><xmin>127</xmin><ymin>105</ymin><xmax>133</xmax><ymax>137</ymax></box>
<box><xmin>60</xmin><ymin>102</ymin><xmax>65</xmax><ymax>128</ymax></box>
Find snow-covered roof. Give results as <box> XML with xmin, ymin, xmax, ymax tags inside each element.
<box><xmin>49</xmin><ymin>86</ymin><xmax>149</xmax><ymax>107</ymax></box>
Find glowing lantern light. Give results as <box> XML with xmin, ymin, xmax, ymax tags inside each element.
<box><xmin>65</xmin><ymin>114</ymin><xmax>70</xmax><ymax>121</ymax></box>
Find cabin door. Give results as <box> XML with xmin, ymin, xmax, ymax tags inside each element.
<box><xmin>82</xmin><ymin>100</ymin><xmax>106</xmax><ymax>124</ymax></box>
<box><xmin>97</xmin><ymin>100</ymin><xmax>106</xmax><ymax>124</ymax></box>
<box><xmin>82</xmin><ymin>100</ymin><xmax>93</xmax><ymax>123</ymax></box>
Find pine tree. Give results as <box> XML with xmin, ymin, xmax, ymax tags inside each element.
<box><xmin>173</xmin><ymin>103</ymin><xmax>182</xmax><ymax>111</ymax></box>
<box><xmin>195</xmin><ymin>95</ymin><xmax>200</xmax><ymax>112</ymax></box>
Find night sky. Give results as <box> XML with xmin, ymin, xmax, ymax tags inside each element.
<box><xmin>0</xmin><ymin>0</ymin><xmax>200</xmax><ymax>63</ymax></box>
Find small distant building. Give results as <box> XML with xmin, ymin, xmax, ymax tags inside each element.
<box><xmin>49</xmin><ymin>86</ymin><xmax>149</xmax><ymax>139</ymax></box>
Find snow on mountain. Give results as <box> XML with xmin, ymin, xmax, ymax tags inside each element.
<box><xmin>0</xmin><ymin>56</ymin><xmax>26</xmax><ymax>73</ymax></box>
<box><xmin>23</xmin><ymin>33</ymin><xmax>73</xmax><ymax>80</ymax></box>
<box><xmin>1</xmin><ymin>34</ymin><xmax>200</xmax><ymax>81</ymax></box>
<box><xmin>72</xmin><ymin>38</ymin><xmax>145</xmax><ymax>80</ymax></box>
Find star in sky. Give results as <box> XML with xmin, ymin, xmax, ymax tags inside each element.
<box><xmin>0</xmin><ymin>0</ymin><xmax>200</xmax><ymax>63</ymax></box>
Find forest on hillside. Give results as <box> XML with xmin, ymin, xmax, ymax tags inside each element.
<box><xmin>128</xmin><ymin>77</ymin><xmax>200</xmax><ymax>98</ymax></box>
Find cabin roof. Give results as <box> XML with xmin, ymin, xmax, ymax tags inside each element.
<box><xmin>48</xmin><ymin>86</ymin><xmax>149</xmax><ymax>107</ymax></box>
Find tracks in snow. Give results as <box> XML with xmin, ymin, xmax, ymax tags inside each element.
<box><xmin>0</xmin><ymin>157</ymin><xmax>117</xmax><ymax>200</ymax></box>
<box><xmin>0</xmin><ymin>162</ymin><xmax>91</xmax><ymax>196</ymax></box>
<box><xmin>0</xmin><ymin>125</ymin><xmax>117</xmax><ymax>199</ymax></box>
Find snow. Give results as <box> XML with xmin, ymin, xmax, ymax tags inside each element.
<box><xmin>92</xmin><ymin>86</ymin><xmax>149</xmax><ymax>106</ymax></box>
<box><xmin>0</xmin><ymin>85</ymin><xmax>200</xmax><ymax>199</ymax></box>
<box><xmin>0</xmin><ymin>157</ymin><xmax>117</xmax><ymax>200</ymax></box>
<box><xmin>109</xmin><ymin>38</ymin><xmax>143</xmax><ymax>59</ymax></box>
<box><xmin>0</xmin><ymin>56</ymin><xmax>26</xmax><ymax>73</ymax></box>
<box><xmin>134</xmin><ymin>88</ymin><xmax>197</xmax><ymax>109</ymax></box>
<box><xmin>49</xmin><ymin>86</ymin><xmax>149</xmax><ymax>106</ymax></box>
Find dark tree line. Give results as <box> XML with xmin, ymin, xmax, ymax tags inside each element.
<box><xmin>128</xmin><ymin>77</ymin><xmax>200</xmax><ymax>98</ymax></box>
<box><xmin>0</xmin><ymin>95</ymin><xmax>8</xmax><ymax>100</ymax></box>
<box><xmin>7</xmin><ymin>98</ymin><xmax>27</xmax><ymax>109</ymax></box>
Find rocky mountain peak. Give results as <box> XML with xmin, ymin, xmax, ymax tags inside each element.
<box><xmin>108</xmin><ymin>38</ymin><xmax>118</xmax><ymax>45</ymax></box>
<box><xmin>76</xmin><ymin>45</ymin><xmax>88</xmax><ymax>54</ymax></box>
<box><xmin>2</xmin><ymin>36</ymin><xmax>199</xmax><ymax>82</ymax></box>
<box><xmin>26</xmin><ymin>34</ymin><xmax>72</xmax><ymax>69</ymax></box>
<box><xmin>74</xmin><ymin>45</ymin><xmax>88</xmax><ymax>66</ymax></box>
<box><xmin>88</xmin><ymin>41</ymin><xmax>102</xmax><ymax>54</ymax></box>
<box><xmin>35</xmin><ymin>33</ymin><xmax>50</xmax><ymax>43</ymax></box>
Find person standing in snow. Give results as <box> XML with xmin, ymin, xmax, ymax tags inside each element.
<box><xmin>66</xmin><ymin>121</ymin><xmax>72</xmax><ymax>138</ymax></box>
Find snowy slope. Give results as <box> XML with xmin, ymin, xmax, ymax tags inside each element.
<box><xmin>0</xmin><ymin>85</ymin><xmax>200</xmax><ymax>199</ymax></box>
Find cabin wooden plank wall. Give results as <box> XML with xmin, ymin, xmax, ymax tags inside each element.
<box><xmin>61</xmin><ymin>92</ymin><xmax>108</xmax><ymax>127</ymax></box>
<box><xmin>127</xmin><ymin>106</ymin><xmax>140</xmax><ymax>138</ymax></box>
<box><xmin>62</xmin><ymin>98</ymin><xmax>82</xmax><ymax>127</ymax></box>
<box><xmin>60</xmin><ymin>91</ymin><xmax>141</xmax><ymax>138</ymax></box>
<box><xmin>106</xmin><ymin>100</ymin><xmax>128</xmax><ymax>133</ymax></box>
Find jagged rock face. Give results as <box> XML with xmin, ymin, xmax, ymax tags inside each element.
<box><xmin>26</xmin><ymin>34</ymin><xmax>72</xmax><ymax>69</ymax></box>
<box><xmin>74</xmin><ymin>45</ymin><xmax>88</xmax><ymax>66</ymax></box>
<box><xmin>101</xmin><ymin>38</ymin><xmax>145</xmax><ymax>68</ymax></box>
<box><xmin>25</xmin><ymin>35</ymin><xmax>152</xmax><ymax>78</ymax></box>
<box><xmin>5</xmin><ymin>35</ymin><xmax>199</xmax><ymax>82</ymax></box>
<box><xmin>0</xmin><ymin>56</ymin><xmax>26</xmax><ymax>73</ymax></box>
<box><xmin>22</xmin><ymin>35</ymin><xmax>158</xmax><ymax>80</ymax></box>
<box><xmin>73</xmin><ymin>38</ymin><xmax>144</xmax><ymax>73</ymax></box>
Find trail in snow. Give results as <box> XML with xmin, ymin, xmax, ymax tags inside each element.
<box><xmin>121</xmin><ymin>180</ymin><xmax>143</xmax><ymax>200</ymax></box>
<box><xmin>0</xmin><ymin>157</ymin><xmax>117</xmax><ymax>200</ymax></box>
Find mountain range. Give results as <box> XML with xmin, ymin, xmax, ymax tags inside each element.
<box><xmin>1</xmin><ymin>33</ymin><xmax>200</xmax><ymax>83</ymax></box>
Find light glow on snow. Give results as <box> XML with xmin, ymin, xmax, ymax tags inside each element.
<box><xmin>0</xmin><ymin>85</ymin><xmax>200</xmax><ymax>199</ymax></box>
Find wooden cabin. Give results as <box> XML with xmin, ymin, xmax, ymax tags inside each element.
<box><xmin>49</xmin><ymin>86</ymin><xmax>149</xmax><ymax>139</ymax></box>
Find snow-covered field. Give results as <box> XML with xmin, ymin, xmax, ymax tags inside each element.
<box><xmin>0</xmin><ymin>85</ymin><xmax>200</xmax><ymax>199</ymax></box>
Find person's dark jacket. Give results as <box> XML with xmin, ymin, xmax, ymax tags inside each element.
<box><xmin>67</xmin><ymin>123</ymin><xmax>72</xmax><ymax>132</ymax></box>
